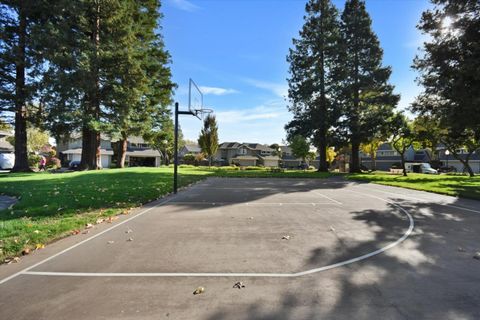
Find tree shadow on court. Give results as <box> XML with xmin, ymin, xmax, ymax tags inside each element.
<box><xmin>204</xmin><ymin>197</ymin><xmax>480</xmax><ymax>320</ymax></box>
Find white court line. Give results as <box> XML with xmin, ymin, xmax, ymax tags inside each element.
<box><xmin>311</xmin><ymin>191</ymin><xmax>343</xmax><ymax>205</ymax></box>
<box><xmin>7</xmin><ymin>188</ymin><xmax>414</xmax><ymax>280</ymax></box>
<box><xmin>355</xmin><ymin>185</ymin><xmax>480</xmax><ymax>214</ymax></box>
<box><xmin>0</xmin><ymin>197</ymin><xmax>174</xmax><ymax>286</ymax></box>
<box><xmin>169</xmin><ymin>201</ymin><xmax>337</xmax><ymax>206</ymax></box>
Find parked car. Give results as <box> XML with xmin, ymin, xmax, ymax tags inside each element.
<box><xmin>68</xmin><ymin>160</ymin><xmax>81</xmax><ymax>171</ymax></box>
<box><xmin>438</xmin><ymin>165</ymin><xmax>457</xmax><ymax>173</ymax></box>
<box><xmin>405</xmin><ymin>162</ymin><xmax>438</xmax><ymax>174</ymax></box>
<box><xmin>0</xmin><ymin>153</ymin><xmax>14</xmax><ymax>170</ymax></box>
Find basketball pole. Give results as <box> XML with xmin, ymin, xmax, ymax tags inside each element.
<box><xmin>173</xmin><ymin>102</ymin><xmax>197</xmax><ymax>194</ymax></box>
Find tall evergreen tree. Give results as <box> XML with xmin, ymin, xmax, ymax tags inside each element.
<box><xmin>338</xmin><ymin>0</ymin><xmax>399</xmax><ymax>173</ymax></box>
<box><xmin>198</xmin><ymin>114</ymin><xmax>218</xmax><ymax>167</ymax></box>
<box><xmin>286</xmin><ymin>0</ymin><xmax>341</xmax><ymax>172</ymax></box>
<box><xmin>412</xmin><ymin>0</ymin><xmax>479</xmax><ymax>177</ymax></box>
<box><xmin>0</xmin><ymin>1</ymin><xmax>47</xmax><ymax>171</ymax></box>
<box><xmin>103</xmin><ymin>0</ymin><xmax>174</xmax><ymax>168</ymax></box>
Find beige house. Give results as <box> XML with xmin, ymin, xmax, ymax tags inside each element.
<box><xmin>216</xmin><ymin>142</ymin><xmax>281</xmax><ymax>167</ymax></box>
<box><xmin>57</xmin><ymin>133</ymin><xmax>162</xmax><ymax>168</ymax></box>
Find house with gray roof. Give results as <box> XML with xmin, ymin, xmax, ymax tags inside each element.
<box><xmin>360</xmin><ymin>143</ymin><xmax>415</xmax><ymax>171</ymax></box>
<box><xmin>57</xmin><ymin>134</ymin><xmax>162</xmax><ymax>168</ymax></box>
<box><xmin>215</xmin><ymin>142</ymin><xmax>281</xmax><ymax>167</ymax></box>
<box><xmin>179</xmin><ymin>144</ymin><xmax>202</xmax><ymax>158</ymax></box>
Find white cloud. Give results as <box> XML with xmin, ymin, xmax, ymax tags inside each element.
<box><xmin>243</xmin><ymin>78</ymin><xmax>288</xmax><ymax>99</ymax></box>
<box><xmin>215</xmin><ymin>102</ymin><xmax>288</xmax><ymax>125</ymax></box>
<box><xmin>169</xmin><ymin>0</ymin><xmax>199</xmax><ymax>12</ymax></box>
<box><xmin>198</xmin><ymin>86</ymin><xmax>239</xmax><ymax>96</ymax></box>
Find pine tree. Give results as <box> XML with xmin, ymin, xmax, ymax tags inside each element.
<box><xmin>286</xmin><ymin>0</ymin><xmax>341</xmax><ymax>172</ymax></box>
<box><xmin>0</xmin><ymin>1</ymin><xmax>46</xmax><ymax>171</ymax></box>
<box><xmin>198</xmin><ymin>114</ymin><xmax>218</xmax><ymax>167</ymax></box>
<box><xmin>412</xmin><ymin>0</ymin><xmax>480</xmax><ymax>177</ymax></box>
<box><xmin>338</xmin><ymin>0</ymin><xmax>399</xmax><ymax>173</ymax></box>
<box><xmin>103</xmin><ymin>0</ymin><xmax>174</xmax><ymax>168</ymax></box>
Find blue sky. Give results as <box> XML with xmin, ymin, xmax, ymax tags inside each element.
<box><xmin>162</xmin><ymin>0</ymin><xmax>432</xmax><ymax>144</ymax></box>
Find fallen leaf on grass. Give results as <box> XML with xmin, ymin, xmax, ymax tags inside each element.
<box><xmin>33</xmin><ymin>230</ymin><xmax>40</xmax><ymax>234</ymax></box>
<box><xmin>193</xmin><ymin>287</ymin><xmax>205</xmax><ymax>295</ymax></box>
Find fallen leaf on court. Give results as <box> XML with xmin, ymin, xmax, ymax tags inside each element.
<box><xmin>107</xmin><ymin>241</ymin><xmax>115</xmax><ymax>244</ymax></box>
<box><xmin>193</xmin><ymin>287</ymin><xmax>205</xmax><ymax>295</ymax></box>
<box><xmin>22</xmin><ymin>248</ymin><xmax>30</xmax><ymax>255</ymax></box>
<box><xmin>82</xmin><ymin>230</ymin><xmax>90</xmax><ymax>234</ymax></box>
<box><xmin>127</xmin><ymin>237</ymin><xmax>134</xmax><ymax>242</ymax></box>
<box><xmin>85</xmin><ymin>223</ymin><xmax>94</xmax><ymax>229</ymax></box>
<box><xmin>282</xmin><ymin>235</ymin><xmax>290</xmax><ymax>240</ymax></box>
<box><xmin>329</xmin><ymin>226</ymin><xmax>335</xmax><ymax>232</ymax></box>
<box><xmin>71</xmin><ymin>229</ymin><xmax>80</xmax><ymax>235</ymax></box>
<box><xmin>96</xmin><ymin>218</ymin><xmax>104</xmax><ymax>224</ymax></box>
<box><xmin>233</xmin><ymin>282</ymin><xmax>245</xmax><ymax>289</ymax></box>
<box><xmin>458</xmin><ymin>247</ymin><xmax>466</xmax><ymax>252</ymax></box>
<box><xmin>248</xmin><ymin>217</ymin><xmax>254</xmax><ymax>220</ymax></box>
<box><xmin>106</xmin><ymin>216</ymin><xmax>118</xmax><ymax>223</ymax></box>
<box><xmin>473</xmin><ymin>252</ymin><xmax>480</xmax><ymax>260</ymax></box>
<box><xmin>126</xmin><ymin>229</ymin><xmax>133</xmax><ymax>233</ymax></box>
<box><xmin>35</xmin><ymin>243</ymin><xmax>45</xmax><ymax>250</ymax></box>
<box><xmin>6</xmin><ymin>257</ymin><xmax>20</xmax><ymax>264</ymax></box>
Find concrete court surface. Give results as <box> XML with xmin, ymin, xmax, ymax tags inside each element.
<box><xmin>0</xmin><ymin>177</ymin><xmax>479</xmax><ymax>320</ymax></box>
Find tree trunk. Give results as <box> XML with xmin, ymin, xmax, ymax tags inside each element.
<box><xmin>401</xmin><ymin>153</ymin><xmax>407</xmax><ymax>176</ymax></box>
<box><xmin>116</xmin><ymin>138</ymin><xmax>127</xmax><ymax>168</ymax></box>
<box><xmin>371</xmin><ymin>154</ymin><xmax>376</xmax><ymax>171</ymax></box>
<box><xmin>12</xmin><ymin>5</ymin><xmax>30</xmax><ymax>172</ymax></box>
<box><xmin>317</xmin><ymin>137</ymin><xmax>328</xmax><ymax>172</ymax></box>
<box><xmin>80</xmin><ymin>3</ymin><xmax>101</xmax><ymax>170</ymax></box>
<box><xmin>350</xmin><ymin>141</ymin><xmax>361</xmax><ymax>173</ymax></box>
<box><xmin>452</xmin><ymin>151</ymin><xmax>475</xmax><ymax>177</ymax></box>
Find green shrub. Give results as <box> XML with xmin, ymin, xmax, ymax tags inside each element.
<box><xmin>28</xmin><ymin>154</ymin><xmax>41</xmax><ymax>168</ymax></box>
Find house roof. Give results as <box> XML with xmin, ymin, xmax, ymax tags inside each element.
<box><xmin>126</xmin><ymin>149</ymin><xmax>161</xmax><ymax>157</ymax></box>
<box><xmin>219</xmin><ymin>142</ymin><xmax>242</xmax><ymax>149</ymax></box>
<box><xmin>0</xmin><ymin>140</ymin><xmax>13</xmax><ymax>151</ymax></box>
<box><xmin>242</xmin><ymin>143</ymin><xmax>273</xmax><ymax>152</ymax></box>
<box><xmin>184</xmin><ymin>144</ymin><xmax>201</xmax><ymax>153</ymax></box>
<box><xmin>62</xmin><ymin>148</ymin><xmax>114</xmax><ymax>155</ymax></box>
<box><xmin>260</xmin><ymin>156</ymin><xmax>281</xmax><ymax>161</ymax></box>
<box><xmin>280</xmin><ymin>146</ymin><xmax>292</xmax><ymax>154</ymax></box>
<box><xmin>231</xmin><ymin>155</ymin><xmax>258</xmax><ymax>161</ymax></box>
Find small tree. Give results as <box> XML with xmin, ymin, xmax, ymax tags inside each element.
<box><xmin>388</xmin><ymin>113</ymin><xmax>418</xmax><ymax>176</ymax></box>
<box><xmin>290</xmin><ymin>135</ymin><xmax>310</xmax><ymax>163</ymax></box>
<box><xmin>360</xmin><ymin>138</ymin><xmax>381</xmax><ymax>171</ymax></box>
<box><xmin>198</xmin><ymin>114</ymin><xmax>219</xmax><ymax>166</ymax></box>
<box><xmin>326</xmin><ymin>147</ymin><xmax>337</xmax><ymax>166</ymax></box>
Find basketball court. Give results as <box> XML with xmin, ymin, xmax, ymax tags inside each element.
<box><xmin>1</xmin><ymin>177</ymin><xmax>479</xmax><ymax>319</ymax></box>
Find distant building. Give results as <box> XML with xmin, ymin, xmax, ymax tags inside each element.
<box><xmin>0</xmin><ymin>131</ymin><xmax>13</xmax><ymax>154</ymax></box>
<box><xmin>179</xmin><ymin>144</ymin><xmax>202</xmax><ymax>158</ymax></box>
<box><xmin>215</xmin><ymin>142</ymin><xmax>281</xmax><ymax>167</ymax></box>
<box><xmin>56</xmin><ymin>133</ymin><xmax>162</xmax><ymax>168</ymax></box>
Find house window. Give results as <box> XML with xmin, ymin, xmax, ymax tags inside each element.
<box><xmin>239</xmin><ymin>148</ymin><xmax>247</xmax><ymax>155</ymax></box>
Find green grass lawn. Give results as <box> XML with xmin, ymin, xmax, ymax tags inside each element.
<box><xmin>348</xmin><ymin>172</ymin><xmax>480</xmax><ymax>200</ymax></box>
<box><xmin>0</xmin><ymin>166</ymin><xmax>333</xmax><ymax>261</ymax></box>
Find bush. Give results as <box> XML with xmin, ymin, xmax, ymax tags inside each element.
<box><xmin>244</xmin><ymin>166</ymin><xmax>266</xmax><ymax>171</ymax></box>
<box><xmin>46</xmin><ymin>157</ymin><xmax>61</xmax><ymax>169</ymax></box>
<box><xmin>28</xmin><ymin>154</ymin><xmax>42</xmax><ymax>168</ymax></box>
<box><xmin>183</xmin><ymin>153</ymin><xmax>196</xmax><ymax>165</ymax></box>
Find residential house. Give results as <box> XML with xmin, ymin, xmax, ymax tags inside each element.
<box><xmin>360</xmin><ymin>143</ymin><xmax>415</xmax><ymax>171</ymax></box>
<box><xmin>0</xmin><ymin>131</ymin><xmax>13</xmax><ymax>154</ymax></box>
<box><xmin>57</xmin><ymin>133</ymin><xmax>162</xmax><ymax>168</ymax></box>
<box><xmin>437</xmin><ymin>147</ymin><xmax>480</xmax><ymax>173</ymax></box>
<box><xmin>215</xmin><ymin>142</ymin><xmax>281</xmax><ymax>167</ymax></box>
<box><xmin>179</xmin><ymin>144</ymin><xmax>202</xmax><ymax>158</ymax></box>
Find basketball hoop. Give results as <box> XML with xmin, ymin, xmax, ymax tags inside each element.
<box><xmin>194</xmin><ymin>108</ymin><xmax>214</xmax><ymax>120</ymax></box>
